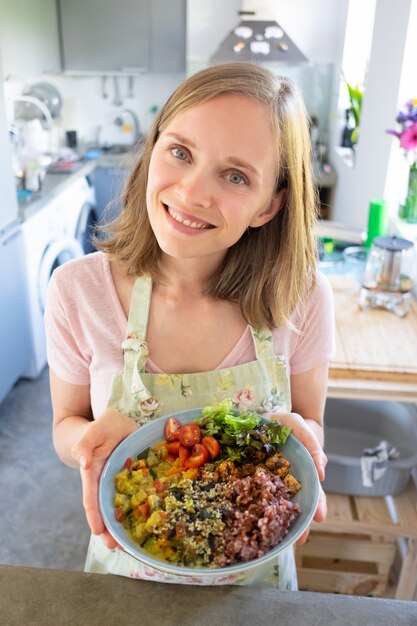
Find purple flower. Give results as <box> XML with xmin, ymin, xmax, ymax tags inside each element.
<box><xmin>386</xmin><ymin>129</ymin><xmax>401</xmax><ymax>138</ymax></box>
<box><xmin>400</xmin><ymin>122</ymin><xmax>417</xmax><ymax>151</ymax></box>
<box><xmin>387</xmin><ymin>99</ymin><xmax>417</xmax><ymax>157</ymax></box>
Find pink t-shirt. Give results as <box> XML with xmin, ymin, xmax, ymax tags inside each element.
<box><xmin>44</xmin><ymin>252</ymin><xmax>335</xmax><ymax>418</ymax></box>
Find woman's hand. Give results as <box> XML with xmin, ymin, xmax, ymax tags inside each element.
<box><xmin>269</xmin><ymin>411</ymin><xmax>327</xmax><ymax>545</ymax></box>
<box><xmin>71</xmin><ymin>408</ymin><xmax>138</xmax><ymax>549</ymax></box>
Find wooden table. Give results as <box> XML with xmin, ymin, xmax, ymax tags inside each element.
<box><xmin>328</xmin><ymin>291</ymin><xmax>417</xmax><ymax>403</ymax></box>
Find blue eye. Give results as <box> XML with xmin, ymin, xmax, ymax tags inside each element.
<box><xmin>171</xmin><ymin>147</ymin><xmax>188</xmax><ymax>161</ymax></box>
<box><xmin>227</xmin><ymin>172</ymin><xmax>247</xmax><ymax>185</ymax></box>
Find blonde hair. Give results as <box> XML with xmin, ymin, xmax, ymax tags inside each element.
<box><xmin>96</xmin><ymin>63</ymin><xmax>318</xmax><ymax>329</ymax></box>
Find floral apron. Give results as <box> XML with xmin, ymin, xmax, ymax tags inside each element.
<box><xmin>85</xmin><ymin>275</ymin><xmax>298</xmax><ymax>589</ymax></box>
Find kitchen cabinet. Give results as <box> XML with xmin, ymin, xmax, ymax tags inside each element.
<box><xmin>0</xmin><ymin>0</ymin><xmax>61</xmax><ymax>77</ymax></box>
<box><xmin>90</xmin><ymin>165</ymin><xmax>128</xmax><ymax>224</ymax></box>
<box><xmin>58</xmin><ymin>0</ymin><xmax>186</xmax><ymax>73</ymax></box>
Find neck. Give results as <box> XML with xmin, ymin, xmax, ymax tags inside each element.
<box><xmin>156</xmin><ymin>251</ymin><xmax>225</xmax><ymax>294</ymax></box>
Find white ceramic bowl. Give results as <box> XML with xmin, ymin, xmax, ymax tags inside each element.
<box><xmin>99</xmin><ymin>408</ymin><xmax>319</xmax><ymax>584</ymax></box>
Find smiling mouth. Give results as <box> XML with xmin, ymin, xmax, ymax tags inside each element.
<box><xmin>165</xmin><ymin>205</ymin><xmax>214</xmax><ymax>230</ymax></box>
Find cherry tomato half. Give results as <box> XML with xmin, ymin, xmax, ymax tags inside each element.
<box><xmin>178</xmin><ymin>443</ymin><xmax>191</xmax><ymax>467</ymax></box>
<box><xmin>184</xmin><ymin>443</ymin><xmax>209</xmax><ymax>469</ymax></box>
<box><xmin>166</xmin><ymin>441</ymin><xmax>181</xmax><ymax>457</ymax></box>
<box><xmin>178</xmin><ymin>422</ymin><xmax>202</xmax><ymax>447</ymax></box>
<box><xmin>164</xmin><ymin>417</ymin><xmax>182</xmax><ymax>442</ymax></box>
<box><xmin>201</xmin><ymin>436</ymin><xmax>220</xmax><ymax>460</ymax></box>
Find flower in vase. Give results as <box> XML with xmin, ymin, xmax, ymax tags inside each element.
<box><xmin>386</xmin><ymin>98</ymin><xmax>417</xmax><ymax>163</ymax></box>
<box><xmin>400</xmin><ymin>123</ymin><xmax>417</xmax><ymax>151</ymax></box>
<box><xmin>387</xmin><ymin>99</ymin><xmax>417</xmax><ymax>222</ymax></box>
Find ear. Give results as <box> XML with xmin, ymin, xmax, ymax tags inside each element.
<box><xmin>249</xmin><ymin>188</ymin><xmax>287</xmax><ymax>228</ymax></box>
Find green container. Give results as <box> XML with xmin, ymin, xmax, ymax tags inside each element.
<box><xmin>365</xmin><ymin>198</ymin><xmax>388</xmax><ymax>249</ymax></box>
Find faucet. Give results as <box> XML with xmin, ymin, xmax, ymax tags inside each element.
<box><xmin>114</xmin><ymin>109</ymin><xmax>141</xmax><ymax>145</ymax></box>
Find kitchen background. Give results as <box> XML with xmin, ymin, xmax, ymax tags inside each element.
<box><xmin>1</xmin><ymin>0</ymin><xmax>417</xmax><ymax>601</ymax></box>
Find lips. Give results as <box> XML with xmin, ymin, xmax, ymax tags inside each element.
<box><xmin>165</xmin><ymin>205</ymin><xmax>214</xmax><ymax>230</ymax></box>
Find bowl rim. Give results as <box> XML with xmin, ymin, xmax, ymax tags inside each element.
<box><xmin>99</xmin><ymin>408</ymin><xmax>320</xmax><ymax>577</ymax></box>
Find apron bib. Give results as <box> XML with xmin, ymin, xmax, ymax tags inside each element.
<box><xmin>86</xmin><ymin>275</ymin><xmax>298</xmax><ymax>589</ymax></box>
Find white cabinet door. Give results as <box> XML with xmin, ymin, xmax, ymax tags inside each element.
<box><xmin>0</xmin><ymin>0</ymin><xmax>61</xmax><ymax>77</ymax></box>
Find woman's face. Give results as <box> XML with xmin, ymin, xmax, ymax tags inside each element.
<box><xmin>146</xmin><ymin>93</ymin><xmax>282</xmax><ymax>263</ymax></box>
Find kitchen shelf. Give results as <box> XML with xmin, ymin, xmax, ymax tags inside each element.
<box><xmin>296</xmin><ymin>480</ymin><xmax>417</xmax><ymax>599</ymax></box>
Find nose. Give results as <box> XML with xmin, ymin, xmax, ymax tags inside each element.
<box><xmin>176</xmin><ymin>165</ymin><xmax>212</xmax><ymax>209</ymax></box>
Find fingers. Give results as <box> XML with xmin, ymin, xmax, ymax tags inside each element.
<box><xmin>314</xmin><ymin>484</ymin><xmax>327</xmax><ymax>523</ymax></box>
<box><xmin>269</xmin><ymin>412</ymin><xmax>327</xmax><ymax>480</ymax></box>
<box><xmin>296</xmin><ymin>528</ymin><xmax>310</xmax><ymax>545</ymax></box>
<box><xmin>100</xmin><ymin>530</ymin><xmax>121</xmax><ymax>550</ymax></box>
<box><xmin>296</xmin><ymin>484</ymin><xmax>327</xmax><ymax>545</ymax></box>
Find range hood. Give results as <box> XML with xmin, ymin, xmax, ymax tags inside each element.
<box><xmin>210</xmin><ymin>20</ymin><xmax>308</xmax><ymax>65</ymax></box>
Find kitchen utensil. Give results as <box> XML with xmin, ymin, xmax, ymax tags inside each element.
<box><xmin>113</xmin><ymin>76</ymin><xmax>122</xmax><ymax>106</ymax></box>
<box><xmin>23</xmin><ymin>82</ymin><xmax>62</xmax><ymax>118</ymax></box>
<box><xmin>101</xmin><ymin>76</ymin><xmax>108</xmax><ymax>99</ymax></box>
<box><xmin>127</xmin><ymin>75</ymin><xmax>134</xmax><ymax>98</ymax></box>
<box><xmin>359</xmin><ymin>235</ymin><xmax>416</xmax><ymax>316</ymax></box>
<box><xmin>99</xmin><ymin>408</ymin><xmax>319</xmax><ymax>584</ymax></box>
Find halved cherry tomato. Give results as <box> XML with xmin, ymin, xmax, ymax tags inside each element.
<box><xmin>201</xmin><ymin>436</ymin><xmax>220</xmax><ymax>460</ymax></box>
<box><xmin>184</xmin><ymin>443</ymin><xmax>209</xmax><ymax>469</ymax></box>
<box><xmin>178</xmin><ymin>443</ymin><xmax>191</xmax><ymax>467</ymax></box>
<box><xmin>164</xmin><ymin>418</ymin><xmax>182</xmax><ymax>442</ymax></box>
<box><xmin>178</xmin><ymin>422</ymin><xmax>201</xmax><ymax>447</ymax></box>
<box><xmin>166</xmin><ymin>441</ymin><xmax>181</xmax><ymax>457</ymax></box>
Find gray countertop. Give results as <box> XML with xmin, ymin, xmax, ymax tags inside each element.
<box><xmin>0</xmin><ymin>565</ymin><xmax>416</xmax><ymax>626</ymax></box>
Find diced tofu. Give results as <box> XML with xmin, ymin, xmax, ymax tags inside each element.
<box><xmin>283</xmin><ymin>473</ymin><xmax>302</xmax><ymax>496</ymax></box>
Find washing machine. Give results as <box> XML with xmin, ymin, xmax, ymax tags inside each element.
<box><xmin>21</xmin><ymin>195</ymin><xmax>84</xmax><ymax>379</ymax></box>
<box><xmin>60</xmin><ymin>175</ymin><xmax>97</xmax><ymax>254</ymax></box>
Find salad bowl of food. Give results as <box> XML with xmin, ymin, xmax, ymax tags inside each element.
<box><xmin>99</xmin><ymin>400</ymin><xmax>319</xmax><ymax>584</ymax></box>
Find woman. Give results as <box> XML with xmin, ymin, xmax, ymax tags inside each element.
<box><xmin>45</xmin><ymin>62</ymin><xmax>334</xmax><ymax>587</ymax></box>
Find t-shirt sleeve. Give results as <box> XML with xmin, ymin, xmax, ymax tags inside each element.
<box><xmin>289</xmin><ymin>271</ymin><xmax>335</xmax><ymax>375</ymax></box>
<box><xmin>44</xmin><ymin>269</ymin><xmax>91</xmax><ymax>385</ymax></box>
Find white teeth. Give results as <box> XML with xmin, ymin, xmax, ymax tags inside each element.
<box><xmin>168</xmin><ymin>207</ymin><xmax>209</xmax><ymax>229</ymax></box>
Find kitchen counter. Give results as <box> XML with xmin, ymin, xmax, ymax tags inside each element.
<box><xmin>17</xmin><ymin>151</ymin><xmax>136</xmax><ymax>223</ymax></box>
<box><xmin>328</xmin><ymin>290</ymin><xmax>417</xmax><ymax>402</ymax></box>
<box><xmin>1</xmin><ymin>565</ymin><xmax>416</xmax><ymax>626</ymax></box>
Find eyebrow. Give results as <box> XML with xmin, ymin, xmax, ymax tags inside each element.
<box><xmin>163</xmin><ymin>132</ymin><xmax>261</xmax><ymax>178</ymax></box>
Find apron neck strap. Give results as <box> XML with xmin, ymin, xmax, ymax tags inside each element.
<box><xmin>125</xmin><ymin>276</ymin><xmax>275</xmax><ymax>361</ymax></box>
<box><xmin>126</xmin><ymin>275</ymin><xmax>152</xmax><ymax>340</ymax></box>
<box><xmin>249</xmin><ymin>326</ymin><xmax>275</xmax><ymax>360</ymax></box>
